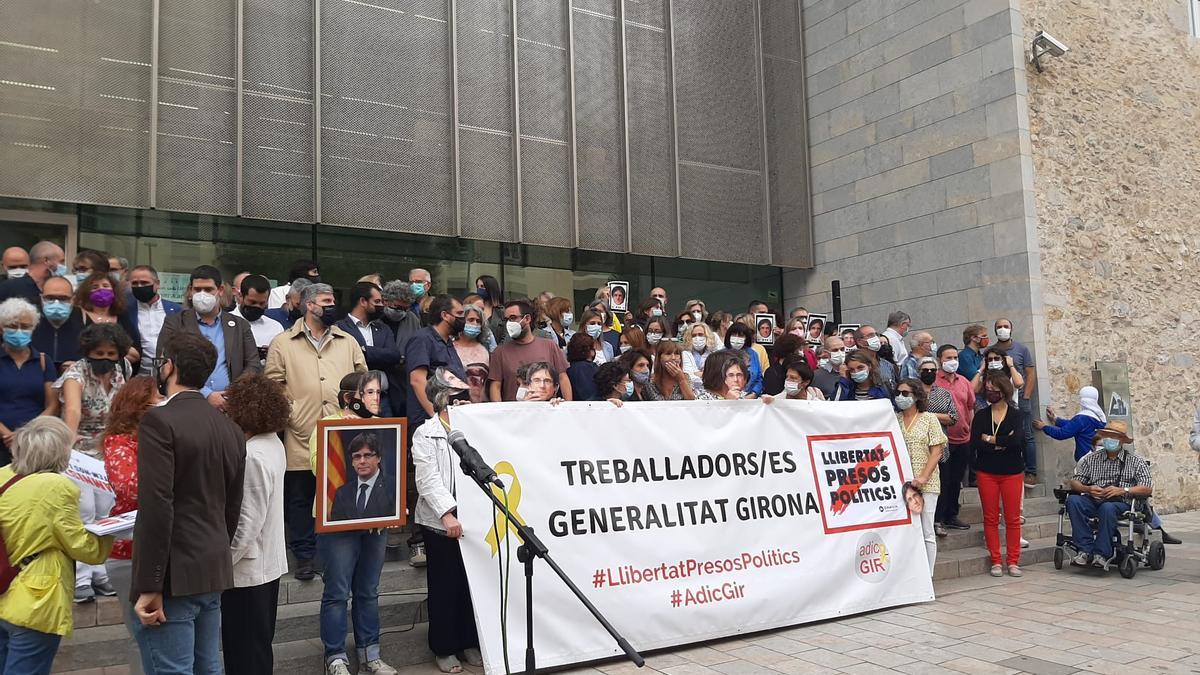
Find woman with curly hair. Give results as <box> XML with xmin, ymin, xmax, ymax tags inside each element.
<box><xmin>222</xmin><ymin>373</ymin><xmax>291</xmax><ymax>675</ymax></box>
<box><xmin>101</xmin><ymin>376</ymin><xmax>160</xmax><ymax>563</ymax></box>
<box><xmin>591</xmin><ymin>361</ymin><xmax>631</xmax><ymax>403</ymax></box>
<box><xmin>73</xmin><ymin>272</ymin><xmax>140</xmax><ymax>364</ymax></box>
<box><xmin>54</xmin><ymin>322</ymin><xmax>132</xmax><ymax>603</ymax></box>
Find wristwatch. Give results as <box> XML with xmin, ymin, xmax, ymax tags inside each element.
<box><xmin>1123</xmin><ymin>487</ymin><xmax>1130</xmax><ymax>496</ymax></box>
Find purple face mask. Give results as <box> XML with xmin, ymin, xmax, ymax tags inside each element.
<box><xmin>89</xmin><ymin>288</ymin><xmax>116</xmax><ymax>308</ymax></box>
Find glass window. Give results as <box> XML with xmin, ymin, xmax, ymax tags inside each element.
<box><xmin>650</xmin><ymin>258</ymin><xmax>782</xmax><ymax>320</ymax></box>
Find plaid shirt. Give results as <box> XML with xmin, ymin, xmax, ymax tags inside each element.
<box><xmin>1073</xmin><ymin>449</ymin><xmax>1152</xmax><ymax>489</ymax></box>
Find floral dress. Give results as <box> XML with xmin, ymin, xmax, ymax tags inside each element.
<box><xmin>53</xmin><ymin>360</ymin><xmax>125</xmax><ymax>458</ymax></box>
<box><xmin>102</xmin><ymin>433</ymin><xmax>138</xmax><ymax>559</ymax></box>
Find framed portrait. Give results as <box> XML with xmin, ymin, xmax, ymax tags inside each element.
<box><xmin>804</xmin><ymin>313</ymin><xmax>828</xmax><ymax>345</ymax></box>
<box><xmin>607</xmin><ymin>281</ymin><xmax>630</xmax><ymax>312</ymax></box>
<box><xmin>315</xmin><ymin>417</ymin><xmax>408</xmax><ymax>533</ymax></box>
<box><xmin>754</xmin><ymin>313</ymin><xmax>776</xmax><ymax>344</ymax></box>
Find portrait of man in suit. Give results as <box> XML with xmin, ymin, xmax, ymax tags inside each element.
<box><xmin>329</xmin><ymin>432</ymin><xmax>397</xmax><ymax>522</ymax></box>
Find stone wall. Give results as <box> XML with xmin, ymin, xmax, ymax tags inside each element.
<box><xmin>785</xmin><ymin>0</ymin><xmax>1046</xmax><ymax>360</ymax></box>
<box><xmin>1022</xmin><ymin>0</ymin><xmax>1200</xmax><ymax>510</ymax></box>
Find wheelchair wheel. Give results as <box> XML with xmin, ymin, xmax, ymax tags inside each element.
<box><xmin>1053</xmin><ymin>548</ymin><xmax>1064</xmax><ymax>570</ymax></box>
<box><xmin>1148</xmin><ymin>541</ymin><xmax>1166</xmax><ymax>570</ymax></box>
<box><xmin>1119</xmin><ymin>555</ymin><xmax>1137</xmax><ymax>579</ymax></box>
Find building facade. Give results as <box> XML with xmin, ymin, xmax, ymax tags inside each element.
<box><xmin>785</xmin><ymin>0</ymin><xmax>1200</xmax><ymax>509</ymax></box>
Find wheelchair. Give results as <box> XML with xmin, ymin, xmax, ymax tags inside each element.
<box><xmin>1052</xmin><ymin>488</ymin><xmax>1166</xmax><ymax>578</ymax></box>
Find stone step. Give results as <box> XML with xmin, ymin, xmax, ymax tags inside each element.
<box><xmin>937</xmin><ymin>513</ymin><xmax>1061</xmax><ymax>552</ymax></box>
<box><xmin>933</xmin><ymin>536</ymin><xmax>1057</xmax><ymax>580</ymax></box>
<box><xmin>53</xmin><ymin>588</ymin><xmax>429</xmax><ymax>673</ymax></box>
<box><xmin>957</xmin><ymin>494</ymin><xmax>1060</xmax><ymax>525</ymax></box>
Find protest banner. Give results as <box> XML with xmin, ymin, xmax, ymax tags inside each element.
<box><xmin>66</xmin><ymin>451</ymin><xmax>114</xmax><ymax>496</ymax></box>
<box><xmin>450</xmin><ymin>399</ymin><xmax>934</xmax><ymax>674</ymax></box>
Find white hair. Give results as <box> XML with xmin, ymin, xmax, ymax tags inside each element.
<box><xmin>12</xmin><ymin>417</ymin><xmax>73</xmax><ymax>474</ymax></box>
<box><xmin>0</xmin><ymin>297</ymin><xmax>39</xmax><ymax>327</ymax></box>
<box><xmin>301</xmin><ymin>282</ymin><xmax>333</xmax><ymax>305</ymax></box>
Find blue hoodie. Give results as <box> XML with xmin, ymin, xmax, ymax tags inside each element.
<box><xmin>1040</xmin><ymin>413</ymin><xmax>1107</xmax><ymax>460</ymax></box>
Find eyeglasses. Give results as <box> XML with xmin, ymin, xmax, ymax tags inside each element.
<box><xmin>897</xmin><ymin>389</ymin><xmax>915</xmax><ymax>396</ymax></box>
<box><xmin>351</xmin><ymin>452</ymin><xmax>378</xmax><ymax>461</ymax></box>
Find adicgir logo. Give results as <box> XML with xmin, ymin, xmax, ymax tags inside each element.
<box><xmin>854</xmin><ymin>532</ymin><xmax>890</xmax><ymax>583</ymax></box>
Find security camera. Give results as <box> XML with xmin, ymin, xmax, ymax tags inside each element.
<box><xmin>1031</xmin><ymin>31</ymin><xmax>1069</xmax><ymax>72</ymax></box>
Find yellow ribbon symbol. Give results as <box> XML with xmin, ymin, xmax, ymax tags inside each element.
<box><xmin>485</xmin><ymin>461</ymin><xmax>527</xmax><ymax>557</ymax></box>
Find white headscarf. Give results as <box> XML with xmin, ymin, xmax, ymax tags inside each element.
<box><xmin>1077</xmin><ymin>386</ymin><xmax>1106</xmax><ymax>423</ymax></box>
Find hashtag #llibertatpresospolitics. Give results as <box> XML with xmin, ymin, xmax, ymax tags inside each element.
<box><xmin>592</xmin><ymin>569</ymin><xmax>606</xmax><ymax>588</ymax></box>
<box><xmin>670</xmin><ymin>589</ymin><xmax>682</xmax><ymax>608</ymax></box>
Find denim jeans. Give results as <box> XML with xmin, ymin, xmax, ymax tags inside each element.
<box><xmin>318</xmin><ymin>530</ymin><xmax>387</xmax><ymax>664</ymax></box>
<box><xmin>127</xmin><ymin>591</ymin><xmax>223</xmax><ymax>675</ymax></box>
<box><xmin>1018</xmin><ymin>396</ymin><xmax>1037</xmax><ymax>474</ymax></box>
<box><xmin>1067</xmin><ymin>495</ymin><xmax>1130</xmax><ymax>559</ymax></box>
<box><xmin>0</xmin><ymin>620</ymin><xmax>61</xmax><ymax>675</ymax></box>
<box><xmin>284</xmin><ymin>470</ymin><xmax>317</xmax><ymax>562</ymax></box>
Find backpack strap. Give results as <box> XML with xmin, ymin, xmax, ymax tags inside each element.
<box><xmin>0</xmin><ymin>474</ymin><xmax>41</xmax><ymax>570</ymax></box>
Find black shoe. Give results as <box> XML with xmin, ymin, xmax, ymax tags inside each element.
<box><xmin>1161</xmin><ymin>530</ymin><xmax>1182</xmax><ymax>545</ymax></box>
<box><xmin>934</xmin><ymin>522</ymin><xmax>948</xmax><ymax>538</ymax></box>
<box><xmin>294</xmin><ymin>558</ymin><xmax>315</xmax><ymax>581</ymax></box>
<box><xmin>945</xmin><ymin>518</ymin><xmax>970</xmax><ymax>530</ymax></box>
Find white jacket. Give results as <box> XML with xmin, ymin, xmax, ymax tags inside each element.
<box><xmin>412</xmin><ymin>417</ymin><xmax>459</xmax><ymax>533</ymax></box>
<box><xmin>230</xmin><ymin>433</ymin><xmax>288</xmax><ymax>588</ymax></box>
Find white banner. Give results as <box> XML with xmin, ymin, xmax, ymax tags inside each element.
<box><xmin>66</xmin><ymin>450</ymin><xmax>114</xmax><ymax>496</ymax></box>
<box><xmin>450</xmin><ymin>399</ymin><xmax>935</xmax><ymax>674</ymax></box>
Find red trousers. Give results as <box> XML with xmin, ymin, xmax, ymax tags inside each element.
<box><xmin>976</xmin><ymin>470</ymin><xmax>1023</xmax><ymax>566</ymax></box>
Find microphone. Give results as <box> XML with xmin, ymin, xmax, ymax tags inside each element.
<box><xmin>446</xmin><ymin>429</ymin><xmax>503</xmax><ymax>488</ymax></box>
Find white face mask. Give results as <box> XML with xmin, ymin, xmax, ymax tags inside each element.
<box><xmin>818</xmin><ymin>358</ymin><xmax>831</xmax><ymax>370</ymax></box>
<box><xmin>996</xmin><ymin>327</ymin><xmax>1011</xmax><ymax>341</ymax></box>
<box><xmin>561</xmin><ymin>313</ymin><xmax>573</xmax><ymax>326</ymax></box>
<box><xmin>506</xmin><ymin>320</ymin><xmax>524</xmax><ymax>339</ymax></box>
<box><xmin>5</xmin><ymin>268</ymin><xmax>27</xmax><ymax>279</ymax></box>
<box><xmin>987</xmin><ymin>360</ymin><xmax>1005</xmax><ymax>371</ymax></box>
<box><xmin>941</xmin><ymin>360</ymin><xmax>959</xmax><ymax>373</ymax></box>
<box><xmin>619</xmin><ymin>344</ymin><xmax>632</xmax><ymax>353</ymax></box>
<box><xmin>646</xmin><ymin>332</ymin><xmax>663</xmax><ymax>345</ymax></box>
<box><xmin>895</xmin><ymin>395</ymin><xmax>914</xmax><ymax>411</ymax></box>
<box><xmin>191</xmin><ymin>291</ymin><xmax>218</xmax><ymax>315</ymax></box>
<box><xmin>829</xmin><ymin>350</ymin><xmax>846</xmax><ymax>366</ymax></box>
<box><xmin>691</xmin><ymin>311</ymin><xmax>702</xmax><ymax>322</ymax></box>
<box><xmin>729</xmin><ymin>336</ymin><xmax>745</xmax><ymax>350</ymax></box>
<box><xmin>651</xmin><ymin>307</ymin><xmax>664</xmax><ymax>317</ymax></box>
<box><xmin>930</xmin><ymin>342</ymin><xmax>938</xmax><ymax>353</ymax></box>
<box><xmin>691</xmin><ymin>336</ymin><xmax>707</xmax><ymax>351</ymax></box>
<box><xmin>784</xmin><ymin>381</ymin><xmax>801</xmax><ymax>395</ymax></box>
<box><xmin>865</xmin><ymin>336</ymin><xmax>881</xmax><ymax>351</ymax></box>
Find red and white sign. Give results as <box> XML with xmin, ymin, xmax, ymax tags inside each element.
<box><xmin>451</xmin><ymin>398</ymin><xmax>935</xmax><ymax>675</ymax></box>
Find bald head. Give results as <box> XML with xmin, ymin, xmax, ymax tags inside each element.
<box><xmin>911</xmin><ymin>331</ymin><xmax>934</xmax><ymax>357</ymax></box>
<box><xmin>3</xmin><ymin>247</ymin><xmax>29</xmax><ymax>272</ymax></box>
<box><xmin>25</xmin><ymin>241</ymin><xmax>65</xmax><ymax>287</ymax></box>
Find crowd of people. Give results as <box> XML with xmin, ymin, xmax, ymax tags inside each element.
<box><xmin>0</xmin><ymin>242</ymin><xmax>1169</xmax><ymax>673</ymax></box>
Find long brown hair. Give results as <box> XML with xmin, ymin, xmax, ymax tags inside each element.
<box><xmin>102</xmin><ymin>376</ymin><xmax>158</xmax><ymax>441</ymax></box>
<box><xmin>74</xmin><ymin>272</ymin><xmax>127</xmax><ymax>316</ymax></box>
<box><xmin>652</xmin><ymin>339</ymin><xmax>684</xmax><ymax>394</ymax></box>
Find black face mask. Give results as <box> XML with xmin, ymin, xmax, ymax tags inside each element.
<box><xmin>307</xmin><ymin>274</ymin><xmax>322</xmax><ymax>284</ymax></box>
<box><xmin>240</xmin><ymin>305</ymin><xmax>265</xmax><ymax>322</ymax></box>
<box><xmin>451</xmin><ymin>315</ymin><xmax>466</xmax><ymax>335</ymax></box>
<box><xmin>131</xmin><ymin>285</ymin><xmax>156</xmax><ymax>304</ymax></box>
<box><xmin>878</xmin><ymin>345</ymin><xmax>895</xmax><ymax>363</ymax></box>
<box><xmin>918</xmin><ymin>371</ymin><xmax>937</xmax><ymax>386</ymax></box>
<box><xmin>89</xmin><ymin>357</ymin><xmax>118</xmax><ymax>376</ymax></box>
<box><xmin>348</xmin><ymin>396</ymin><xmax>376</xmax><ymax>418</ymax></box>
<box><xmin>366</xmin><ymin>306</ymin><xmax>384</xmax><ymax>323</ymax></box>
<box><xmin>287</xmin><ymin>307</ymin><xmax>304</xmax><ymax>322</ymax></box>
<box><xmin>316</xmin><ymin>306</ymin><xmax>338</xmax><ymax>327</ymax></box>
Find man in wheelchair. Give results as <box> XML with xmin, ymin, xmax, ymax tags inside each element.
<box><xmin>1066</xmin><ymin>421</ymin><xmax>1153</xmax><ymax>569</ymax></box>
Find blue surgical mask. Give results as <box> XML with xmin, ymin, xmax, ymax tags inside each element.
<box><xmin>463</xmin><ymin>324</ymin><xmax>481</xmax><ymax>338</ymax></box>
<box><xmin>631</xmin><ymin>371</ymin><xmax>650</xmax><ymax>384</ymax></box>
<box><xmin>561</xmin><ymin>313</ymin><xmax>573</xmax><ymax>327</ymax></box>
<box><xmin>851</xmin><ymin>370</ymin><xmax>869</xmax><ymax>383</ymax></box>
<box><xmin>585</xmin><ymin>324</ymin><xmax>602</xmax><ymax>339</ymax></box>
<box><xmin>410</xmin><ymin>282</ymin><xmax>426</xmax><ymax>298</ymax></box>
<box><xmin>2</xmin><ymin>328</ymin><xmax>32</xmax><ymax>349</ymax></box>
<box><xmin>75</xmin><ymin>271</ymin><xmax>90</xmax><ymax>284</ymax></box>
<box><xmin>42</xmin><ymin>300</ymin><xmax>71</xmax><ymax>322</ymax></box>
<box><xmin>624</xmin><ymin>381</ymin><xmax>634</xmax><ymax>398</ymax></box>
<box><xmin>1101</xmin><ymin>437</ymin><xmax>1121</xmax><ymax>453</ymax></box>
<box><xmin>53</xmin><ymin>264</ymin><xmax>69</xmax><ymax>278</ymax></box>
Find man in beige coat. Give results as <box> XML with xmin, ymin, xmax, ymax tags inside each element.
<box><xmin>265</xmin><ymin>283</ymin><xmax>365</xmax><ymax>580</ymax></box>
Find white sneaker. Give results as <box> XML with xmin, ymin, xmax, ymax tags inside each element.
<box><xmin>1020</xmin><ymin>537</ymin><xmax>1029</xmax><ymax>548</ymax></box>
<box><xmin>1071</xmin><ymin>551</ymin><xmax>1092</xmax><ymax>566</ymax></box>
<box><xmin>360</xmin><ymin>659</ymin><xmax>398</xmax><ymax>675</ymax></box>
<box><xmin>1008</xmin><ymin>565</ymin><xmax>1023</xmax><ymax>577</ymax></box>
<box><xmin>989</xmin><ymin>564</ymin><xmax>1003</xmax><ymax>577</ymax></box>
<box><xmin>461</xmin><ymin>648</ymin><xmax>483</xmax><ymax>666</ymax></box>
<box><xmin>327</xmin><ymin>659</ymin><xmax>352</xmax><ymax>675</ymax></box>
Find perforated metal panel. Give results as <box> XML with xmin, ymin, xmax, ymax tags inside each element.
<box><xmin>679</xmin><ymin>163</ymin><xmax>763</xmax><ymax>263</ymax></box>
<box><xmin>0</xmin><ymin>0</ymin><xmax>152</xmax><ymax>207</ymax></box>
<box><xmin>761</xmin><ymin>0</ymin><xmax>811</xmax><ymax>268</ymax></box>
<box><xmin>242</xmin><ymin>0</ymin><xmax>314</xmax><ymax>222</ymax></box>
<box><xmin>457</xmin><ymin>0</ymin><xmax>518</xmax><ymax>242</ymax></box>
<box><xmin>320</xmin><ymin>0</ymin><xmax>453</xmax><ymax>234</ymax></box>
<box><xmin>625</xmin><ymin>16</ymin><xmax>676</xmax><ymax>256</ymax></box>
<box><xmin>573</xmin><ymin>5</ymin><xmax>627</xmax><ymax>253</ymax></box>
<box><xmin>156</xmin><ymin>0</ymin><xmax>238</xmax><ymax>214</ymax></box>
<box><xmin>516</xmin><ymin>0</ymin><xmax>573</xmax><ymax>247</ymax></box>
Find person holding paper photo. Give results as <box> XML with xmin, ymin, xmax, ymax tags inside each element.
<box><xmin>0</xmin><ymin>417</ymin><xmax>113</xmax><ymax>674</ymax></box>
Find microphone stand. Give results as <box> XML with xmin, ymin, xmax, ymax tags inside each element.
<box><xmin>455</xmin><ymin>450</ymin><xmax>644</xmax><ymax>673</ymax></box>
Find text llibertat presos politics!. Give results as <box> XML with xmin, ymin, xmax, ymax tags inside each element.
<box><xmin>548</xmin><ymin>449</ymin><xmax>898</xmax><ymax>537</ymax></box>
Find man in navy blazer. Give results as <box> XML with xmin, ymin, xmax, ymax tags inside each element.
<box><xmin>329</xmin><ymin>431</ymin><xmax>397</xmax><ymax>521</ymax></box>
<box><xmin>336</xmin><ymin>282</ymin><xmax>403</xmax><ymax>417</ymax></box>
<box><xmin>126</xmin><ymin>265</ymin><xmax>184</xmax><ymax>374</ymax></box>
